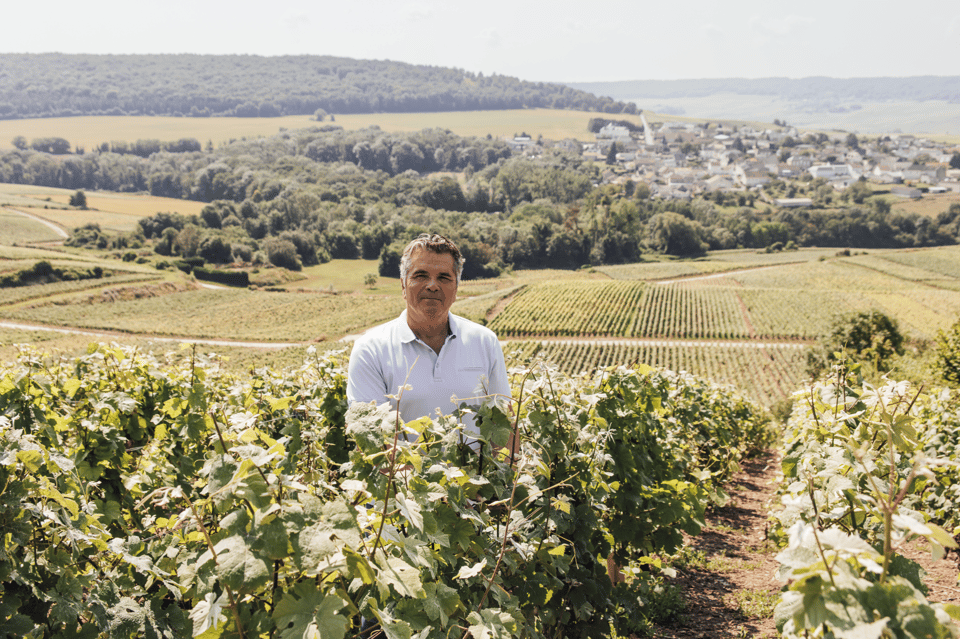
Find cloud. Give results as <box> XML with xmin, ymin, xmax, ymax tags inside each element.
<box><xmin>482</xmin><ymin>29</ymin><xmax>503</xmax><ymax>50</ymax></box>
<box><xmin>282</xmin><ymin>13</ymin><xmax>311</xmax><ymax>30</ymax></box>
<box><xmin>700</xmin><ymin>23</ymin><xmax>724</xmax><ymax>41</ymax></box>
<box><xmin>749</xmin><ymin>14</ymin><xmax>815</xmax><ymax>37</ymax></box>
<box><xmin>402</xmin><ymin>2</ymin><xmax>436</xmax><ymax>22</ymax></box>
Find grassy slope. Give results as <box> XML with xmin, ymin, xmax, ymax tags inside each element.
<box><xmin>0</xmin><ymin>209</ymin><xmax>64</xmax><ymax>243</ymax></box>
<box><xmin>0</xmin><ymin>184</ymin><xmax>209</xmax><ymax>235</ymax></box>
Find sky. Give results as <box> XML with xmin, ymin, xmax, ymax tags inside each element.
<box><xmin>5</xmin><ymin>0</ymin><xmax>960</xmax><ymax>83</ymax></box>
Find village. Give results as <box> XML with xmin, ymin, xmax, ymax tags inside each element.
<box><xmin>511</xmin><ymin>118</ymin><xmax>960</xmax><ymax>205</ymax></box>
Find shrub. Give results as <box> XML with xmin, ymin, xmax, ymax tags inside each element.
<box><xmin>68</xmin><ymin>190</ymin><xmax>87</xmax><ymax>209</ymax></box>
<box><xmin>264</xmin><ymin>238</ymin><xmax>302</xmax><ymax>271</ymax></box>
<box><xmin>935</xmin><ymin>316</ymin><xmax>960</xmax><ymax>386</ymax></box>
<box><xmin>193</xmin><ymin>267</ymin><xmax>250</xmax><ymax>287</ymax></box>
<box><xmin>198</xmin><ymin>236</ymin><xmax>233</xmax><ymax>264</ymax></box>
<box><xmin>807</xmin><ymin>311</ymin><xmax>904</xmax><ymax>377</ymax></box>
<box><xmin>231</xmin><ymin>243</ymin><xmax>253</xmax><ymax>263</ymax></box>
<box><xmin>378</xmin><ymin>243</ymin><xmax>402</xmax><ymax>278</ymax></box>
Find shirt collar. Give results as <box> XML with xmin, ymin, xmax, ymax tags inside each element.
<box><xmin>447</xmin><ymin>312</ymin><xmax>461</xmax><ymax>339</ymax></box>
<box><xmin>398</xmin><ymin>310</ymin><xmax>458</xmax><ymax>343</ymax></box>
<box><xmin>398</xmin><ymin>310</ymin><xmax>417</xmax><ymax>343</ymax></box>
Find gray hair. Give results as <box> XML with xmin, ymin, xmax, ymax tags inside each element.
<box><xmin>400</xmin><ymin>234</ymin><xmax>464</xmax><ymax>284</ymax></box>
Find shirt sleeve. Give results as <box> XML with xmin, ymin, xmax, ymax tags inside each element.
<box><xmin>484</xmin><ymin>332</ymin><xmax>511</xmax><ymax>405</ymax></box>
<box><xmin>346</xmin><ymin>336</ymin><xmax>388</xmax><ymax>406</ymax></box>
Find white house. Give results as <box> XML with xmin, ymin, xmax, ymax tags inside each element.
<box><xmin>734</xmin><ymin>164</ymin><xmax>771</xmax><ymax>188</ymax></box>
<box><xmin>597</xmin><ymin>124</ymin><xmax>632</xmax><ymax>141</ymax></box>
<box><xmin>890</xmin><ymin>186</ymin><xmax>922</xmax><ymax>198</ymax></box>
<box><xmin>808</xmin><ymin>164</ymin><xmax>859</xmax><ymax>180</ymax></box>
<box><xmin>704</xmin><ymin>175</ymin><xmax>735</xmax><ymax>191</ymax></box>
<box><xmin>775</xmin><ymin>198</ymin><xmax>813</xmax><ymax>208</ymax></box>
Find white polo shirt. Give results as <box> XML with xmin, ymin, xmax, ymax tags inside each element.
<box><xmin>346</xmin><ymin>311</ymin><xmax>510</xmax><ymax>434</ymax></box>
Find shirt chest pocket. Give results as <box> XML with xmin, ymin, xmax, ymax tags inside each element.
<box><xmin>457</xmin><ymin>366</ymin><xmax>485</xmax><ymax>373</ymax></box>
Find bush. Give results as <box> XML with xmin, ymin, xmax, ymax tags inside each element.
<box><xmin>68</xmin><ymin>190</ymin><xmax>87</xmax><ymax>209</ymax></box>
<box><xmin>65</xmin><ymin>223</ymin><xmax>108</xmax><ymax>249</ymax></box>
<box><xmin>935</xmin><ymin>317</ymin><xmax>960</xmax><ymax>386</ymax></box>
<box><xmin>378</xmin><ymin>243</ymin><xmax>402</xmax><ymax>278</ymax></box>
<box><xmin>231</xmin><ymin>243</ymin><xmax>253</xmax><ymax>263</ymax></box>
<box><xmin>174</xmin><ymin>256</ymin><xmax>205</xmax><ymax>274</ymax></box>
<box><xmin>808</xmin><ymin>311</ymin><xmax>904</xmax><ymax>377</ymax></box>
<box><xmin>198</xmin><ymin>236</ymin><xmax>233</xmax><ymax>264</ymax></box>
<box><xmin>193</xmin><ymin>267</ymin><xmax>250</xmax><ymax>287</ymax></box>
<box><xmin>264</xmin><ymin>238</ymin><xmax>302</xmax><ymax>271</ymax></box>
<box><xmin>0</xmin><ymin>261</ymin><xmax>105</xmax><ymax>288</ymax></box>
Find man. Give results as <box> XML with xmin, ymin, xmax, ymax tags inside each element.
<box><xmin>346</xmin><ymin>234</ymin><xmax>510</xmax><ymax>445</ymax></box>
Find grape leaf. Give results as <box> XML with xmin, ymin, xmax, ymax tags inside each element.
<box><xmin>212</xmin><ymin>535</ymin><xmax>271</xmax><ymax>593</ymax></box>
<box><xmin>272</xmin><ymin>582</ymin><xmax>349</xmax><ymax>639</ymax></box>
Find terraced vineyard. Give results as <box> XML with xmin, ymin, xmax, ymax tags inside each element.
<box><xmin>487</xmin><ymin>280</ymin><xmax>646</xmax><ymax>337</ymax></box>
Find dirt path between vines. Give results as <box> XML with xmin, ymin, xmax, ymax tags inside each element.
<box><xmin>653</xmin><ymin>450</ymin><xmax>783</xmax><ymax>638</ymax></box>
<box><xmin>652</xmin><ymin>449</ymin><xmax>960</xmax><ymax>639</ymax></box>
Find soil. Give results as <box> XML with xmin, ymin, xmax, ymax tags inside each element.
<box><xmin>650</xmin><ymin>449</ymin><xmax>960</xmax><ymax>638</ymax></box>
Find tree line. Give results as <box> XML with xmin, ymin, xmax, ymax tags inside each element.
<box><xmin>0</xmin><ymin>53</ymin><xmax>638</xmax><ymax>120</ymax></box>
<box><xmin>4</xmin><ymin>125</ymin><xmax>959</xmax><ymax>279</ymax></box>
<box><xmin>12</xmin><ymin>135</ymin><xmax>203</xmax><ymax>156</ymax></box>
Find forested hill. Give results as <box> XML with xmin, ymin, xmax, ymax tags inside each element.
<box><xmin>0</xmin><ymin>53</ymin><xmax>637</xmax><ymax>120</ymax></box>
<box><xmin>566</xmin><ymin>76</ymin><xmax>960</xmax><ymax>102</ymax></box>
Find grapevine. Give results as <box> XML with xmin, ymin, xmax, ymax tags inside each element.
<box><xmin>0</xmin><ymin>342</ymin><xmax>769</xmax><ymax>638</ymax></box>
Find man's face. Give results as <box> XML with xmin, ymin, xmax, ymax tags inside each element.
<box><xmin>402</xmin><ymin>248</ymin><xmax>458</xmax><ymax>328</ymax></box>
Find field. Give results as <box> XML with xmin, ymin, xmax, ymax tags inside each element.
<box><xmin>0</xmin><ymin>208</ymin><xmax>64</xmax><ymax>243</ymax></box>
<box><xmin>0</xmin><ymin>183</ymin><xmax>208</xmax><ymax>233</ymax></box>
<box><xmin>288</xmin><ymin>258</ymin><xmax>397</xmax><ymax>295</ymax></box>
<box><xmin>0</xmin><ymin>109</ymin><xmax>647</xmax><ymax>151</ymax></box>
<box><xmin>883</xmin><ymin>191</ymin><xmax>960</xmax><ymax>218</ymax></box>
<box><xmin>0</xmin><ymin>285</ymin><xmax>406</xmax><ymax>342</ymax></box>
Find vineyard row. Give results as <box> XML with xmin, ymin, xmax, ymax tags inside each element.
<box><xmin>504</xmin><ymin>340</ymin><xmax>809</xmax><ymax>407</ymax></box>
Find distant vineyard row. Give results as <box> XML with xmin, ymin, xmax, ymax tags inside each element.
<box><xmin>488</xmin><ymin>281</ymin><xmax>835</xmax><ymax>341</ymax></box>
<box><xmin>504</xmin><ymin>340</ymin><xmax>808</xmax><ymax>408</ymax></box>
